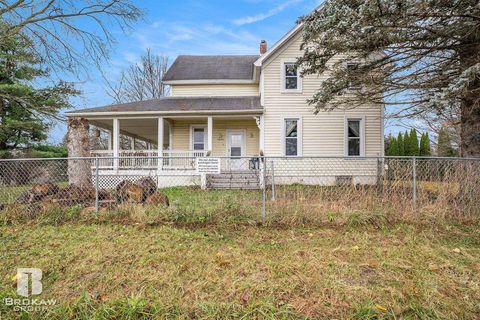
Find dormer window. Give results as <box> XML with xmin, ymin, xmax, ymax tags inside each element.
<box><xmin>281</xmin><ymin>60</ymin><xmax>302</xmax><ymax>93</ymax></box>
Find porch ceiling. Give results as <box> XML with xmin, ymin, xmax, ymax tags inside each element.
<box><xmin>91</xmin><ymin>118</ymin><xmax>162</xmax><ymax>144</ymax></box>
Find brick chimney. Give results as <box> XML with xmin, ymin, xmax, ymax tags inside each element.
<box><xmin>260</xmin><ymin>40</ymin><xmax>267</xmax><ymax>55</ymax></box>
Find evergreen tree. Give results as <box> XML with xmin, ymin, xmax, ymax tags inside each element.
<box><xmin>419</xmin><ymin>133</ymin><xmax>432</xmax><ymax>156</ymax></box>
<box><xmin>397</xmin><ymin>132</ymin><xmax>404</xmax><ymax>156</ymax></box>
<box><xmin>404</xmin><ymin>130</ymin><xmax>412</xmax><ymax>156</ymax></box>
<box><xmin>437</xmin><ymin>127</ymin><xmax>458</xmax><ymax>157</ymax></box>
<box><xmin>0</xmin><ymin>22</ymin><xmax>76</xmax><ymax>149</ymax></box>
<box><xmin>410</xmin><ymin>129</ymin><xmax>420</xmax><ymax>156</ymax></box>
<box><xmin>386</xmin><ymin>134</ymin><xmax>398</xmax><ymax>156</ymax></box>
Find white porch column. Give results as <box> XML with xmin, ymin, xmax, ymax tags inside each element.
<box><xmin>158</xmin><ymin>117</ymin><xmax>164</xmax><ymax>170</ymax></box>
<box><xmin>207</xmin><ymin>116</ymin><xmax>213</xmax><ymax>155</ymax></box>
<box><xmin>107</xmin><ymin>130</ymin><xmax>112</xmax><ymax>150</ymax></box>
<box><xmin>113</xmin><ymin>118</ymin><xmax>120</xmax><ymax>171</ymax></box>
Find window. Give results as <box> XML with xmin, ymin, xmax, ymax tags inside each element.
<box><xmin>281</xmin><ymin>60</ymin><xmax>302</xmax><ymax>92</ymax></box>
<box><xmin>346</xmin><ymin>62</ymin><xmax>360</xmax><ymax>90</ymax></box>
<box><xmin>346</xmin><ymin>118</ymin><xmax>364</xmax><ymax>157</ymax></box>
<box><xmin>192</xmin><ymin>127</ymin><xmax>206</xmax><ymax>150</ymax></box>
<box><xmin>284</xmin><ymin>119</ymin><xmax>299</xmax><ymax>156</ymax></box>
<box><xmin>285</xmin><ymin>63</ymin><xmax>298</xmax><ymax>90</ymax></box>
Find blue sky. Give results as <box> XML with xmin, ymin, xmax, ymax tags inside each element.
<box><xmin>50</xmin><ymin>0</ymin><xmax>322</xmax><ymax>143</ymax></box>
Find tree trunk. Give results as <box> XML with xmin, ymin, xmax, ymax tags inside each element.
<box><xmin>67</xmin><ymin>117</ymin><xmax>92</xmax><ymax>186</ymax></box>
<box><xmin>458</xmin><ymin>40</ymin><xmax>480</xmax><ymax>158</ymax></box>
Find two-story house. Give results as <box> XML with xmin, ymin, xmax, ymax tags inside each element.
<box><xmin>66</xmin><ymin>23</ymin><xmax>383</xmax><ymax>188</ymax></box>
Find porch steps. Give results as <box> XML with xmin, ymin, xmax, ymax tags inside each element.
<box><xmin>207</xmin><ymin>171</ymin><xmax>260</xmax><ymax>189</ymax></box>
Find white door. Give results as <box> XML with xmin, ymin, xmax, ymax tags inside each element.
<box><xmin>227</xmin><ymin>130</ymin><xmax>246</xmax><ymax>171</ymax></box>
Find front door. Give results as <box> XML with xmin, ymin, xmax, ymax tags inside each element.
<box><xmin>227</xmin><ymin>130</ymin><xmax>246</xmax><ymax>171</ymax></box>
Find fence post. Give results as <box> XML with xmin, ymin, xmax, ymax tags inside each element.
<box><xmin>262</xmin><ymin>157</ymin><xmax>267</xmax><ymax>224</ymax></box>
<box><xmin>95</xmin><ymin>156</ymin><xmax>99</xmax><ymax>213</ymax></box>
<box><xmin>271</xmin><ymin>160</ymin><xmax>276</xmax><ymax>201</ymax></box>
<box><xmin>412</xmin><ymin>156</ymin><xmax>417</xmax><ymax>211</ymax></box>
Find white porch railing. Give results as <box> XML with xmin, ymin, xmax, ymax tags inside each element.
<box><xmin>91</xmin><ymin>150</ymin><xmax>208</xmax><ymax>170</ymax></box>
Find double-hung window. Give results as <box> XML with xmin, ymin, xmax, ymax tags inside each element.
<box><xmin>283</xmin><ymin>118</ymin><xmax>302</xmax><ymax>156</ymax></box>
<box><xmin>346</xmin><ymin>62</ymin><xmax>360</xmax><ymax>90</ymax></box>
<box><xmin>192</xmin><ymin>127</ymin><xmax>206</xmax><ymax>150</ymax></box>
<box><xmin>345</xmin><ymin>118</ymin><xmax>364</xmax><ymax>157</ymax></box>
<box><xmin>281</xmin><ymin>61</ymin><xmax>302</xmax><ymax>92</ymax></box>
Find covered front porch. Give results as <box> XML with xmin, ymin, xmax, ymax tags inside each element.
<box><xmin>87</xmin><ymin>114</ymin><xmax>264</xmax><ymax>172</ymax></box>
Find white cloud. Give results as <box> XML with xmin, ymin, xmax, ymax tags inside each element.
<box><xmin>233</xmin><ymin>0</ymin><xmax>303</xmax><ymax>26</ymax></box>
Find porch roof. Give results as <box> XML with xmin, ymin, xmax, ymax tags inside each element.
<box><xmin>66</xmin><ymin>96</ymin><xmax>262</xmax><ymax>117</ymax></box>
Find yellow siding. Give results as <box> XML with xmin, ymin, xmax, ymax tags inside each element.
<box><xmin>170</xmin><ymin>119</ymin><xmax>259</xmax><ymax>156</ymax></box>
<box><xmin>262</xmin><ymin>33</ymin><xmax>383</xmax><ymax>157</ymax></box>
<box><xmin>171</xmin><ymin>84</ymin><xmax>259</xmax><ymax>97</ymax></box>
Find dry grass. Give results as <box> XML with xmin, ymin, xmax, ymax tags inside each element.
<box><xmin>0</xmin><ymin>186</ymin><xmax>479</xmax><ymax>319</ymax></box>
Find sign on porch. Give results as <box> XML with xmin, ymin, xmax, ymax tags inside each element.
<box><xmin>196</xmin><ymin>158</ymin><xmax>221</xmax><ymax>174</ymax></box>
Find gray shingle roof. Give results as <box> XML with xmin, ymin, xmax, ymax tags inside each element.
<box><xmin>66</xmin><ymin>96</ymin><xmax>262</xmax><ymax>115</ymax></box>
<box><xmin>163</xmin><ymin>55</ymin><xmax>259</xmax><ymax>81</ymax></box>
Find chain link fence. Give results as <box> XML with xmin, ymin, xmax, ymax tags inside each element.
<box><xmin>0</xmin><ymin>156</ymin><xmax>478</xmax><ymax>223</ymax></box>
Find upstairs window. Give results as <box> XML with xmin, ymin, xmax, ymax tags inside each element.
<box><xmin>346</xmin><ymin>62</ymin><xmax>360</xmax><ymax>90</ymax></box>
<box><xmin>281</xmin><ymin>61</ymin><xmax>302</xmax><ymax>92</ymax></box>
<box><xmin>285</xmin><ymin>63</ymin><xmax>298</xmax><ymax>89</ymax></box>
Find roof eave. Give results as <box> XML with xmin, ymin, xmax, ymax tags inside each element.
<box><xmin>164</xmin><ymin>79</ymin><xmax>258</xmax><ymax>85</ymax></box>
<box><xmin>65</xmin><ymin>109</ymin><xmax>264</xmax><ymax>117</ymax></box>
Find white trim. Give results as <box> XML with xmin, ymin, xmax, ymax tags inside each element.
<box><xmin>164</xmin><ymin>79</ymin><xmax>258</xmax><ymax>85</ymax></box>
<box><xmin>158</xmin><ymin>117</ymin><xmax>164</xmax><ymax>155</ymax></box>
<box><xmin>226</xmin><ymin>129</ymin><xmax>247</xmax><ymax>157</ymax></box>
<box><xmin>344</xmin><ymin>116</ymin><xmax>366</xmax><ymax>157</ymax></box>
<box><xmin>280</xmin><ymin>59</ymin><xmax>303</xmax><ymax>93</ymax></box>
<box><xmin>189</xmin><ymin>124</ymin><xmax>207</xmax><ymax>151</ymax></box>
<box><xmin>254</xmin><ymin>24</ymin><xmax>303</xmax><ymax>67</ymax></box>
<box><xmin>66</xmin><ymin>109</ymin><xmax>264</xmax><ymax>117</ymax></box>
<box><xmin>380</xmin><ymin>104</ymin><xmax>385</xmax><ymax>157</ymax></box>
<box><xmin>260</xmin><ymin>69</ymin><xmax>265</xmax><ymax>106</ymax></box>
<box><xmin>281</xmin><ymin>116</ymin><xmax>303</xmax><ymax>156</ymax></box>
<box><xmin>112</xmin><ymin>118</ymin><xmax>120</xmax><ymax>170</ymax></box>
<box><xmin>207</xmin><ymin>116</ymin><xmax>213</xmax><ymax>152</ymax></box>
<box><xmin>167</xmin><ymin>120</ymin><xmax>173</xmax><ymax>150</ymax></box>
<box><xmin>257</xmin><ymin>115</ymin><xmax>265</xmax><ymax>153</ymax></box>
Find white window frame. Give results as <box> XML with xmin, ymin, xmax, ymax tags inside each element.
<box><xmin>346</xmin><ymin>62</ymin><xmax>362</xmax><ymax>91</ymax></box>
<box><xmin>344</xmin><ymin>116</ymin><xmax>365</xmax><ymax>157</ymax></box>
<box><xmin>281</xmin><ymin>116</ymin><xmax>303</xmax><ymax>156</ymax></box>
<box><xmin>190</xmin><ymin>125</ymin><xmax>207</xmax><ymax>151</ymax></box>
<box><xmin>280</xmin><ymin>59</ymin><xmax>302</xmax><ymax>93</ymax></box>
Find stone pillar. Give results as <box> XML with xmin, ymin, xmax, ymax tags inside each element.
<box><xmin>67</xmin><ymin>117</ymin><xmax>92</xmax><ymax>186</ymax></box>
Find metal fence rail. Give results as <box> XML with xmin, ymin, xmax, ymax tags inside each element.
<box><xmin>0</xmin><ymin>156</ymin><xmax>478</xmax><ymax>220</ymax></box>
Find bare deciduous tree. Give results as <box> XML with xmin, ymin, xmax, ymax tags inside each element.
<box><xmin>0</xmin><ymin>0</ymin><xmax>143</xmax><ymax>76</ymax></box>
<box><xmin>106</xmin><ymin>49</ymin><xmax>169</xmax><ymax>103</ymax></box>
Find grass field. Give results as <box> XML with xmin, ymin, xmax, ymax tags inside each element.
<box><xmin>0</xmin><ymin>187</ymin><xmax>479</xmax><ymax>319</ymax></box>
